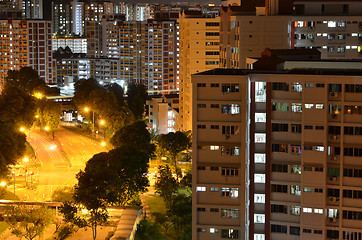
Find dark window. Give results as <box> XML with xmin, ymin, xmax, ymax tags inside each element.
<box><xmin>272</xmin><ymin>82</ymin><xmax>289</xmax><ymax>91</ymax></box>
<box><xmin>272</xmin><ymin>164</ymin><xmax>288</xmax><ymax>173</ymax></box>
<box><xmin>271</xmin><ymin>224</ymin><xmax>287</xmax><ymax>234</ymax></box>
<box><xmin>272</xmin><ymin>123</ymin><xmax>289</xmax><ymax>132</ymax></box>
<box><xmin>271</xmin><ymin>184</ymin><xmax>288</xmax><ymax>193</ymax></box>
<box><xmin>271</xmin><ymin>204</ymin><xmax>287</xmax><ymax>213</ymax></box>
<box><xmin>328</xmin><ymin>126</ymin><xmax>341</xmax><ymax>135</ymax></box>
<box><xmin>290</xmin><ymin>226</ymin><xmax>300</xmax><ymax>236</ymax></box>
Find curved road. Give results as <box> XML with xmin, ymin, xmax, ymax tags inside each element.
<box><xmin>16</xmin><ymin>126</ymin><xmax>107</xmax><ymax>202</ymax></box>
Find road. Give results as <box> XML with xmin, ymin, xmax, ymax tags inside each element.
<box><xmin>16</xmin><ymin>126</ymin><xmax>107</xmax><ymax>202</ymax></box>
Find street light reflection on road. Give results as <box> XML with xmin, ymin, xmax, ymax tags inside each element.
<box><xmin>49</xmin><ymin>145</ymin><xmax>57</xmax><ymax>150</ymax></box>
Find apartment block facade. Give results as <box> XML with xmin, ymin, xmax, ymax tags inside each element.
<box><xmin>220</xmin><ymin>1</ymin><xmax>362</xmax><ymax>69</ymax></box>
<box><xmin>192</xmin><ymin>66</ymin><xmax>362</xmax><ymax>240</ymax></box>
<box><xmin>178</xmin><ymin>11</ymin><xmax>221</xmax><ymax>131</ymax></box>
<box><xmin>0</xmin><ymin>19</ymin><xmax>54</xmax><ymax>86</ymax></box>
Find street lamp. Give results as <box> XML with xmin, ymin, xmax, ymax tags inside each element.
<box><xmin>101</xmin><ymin>141</ymin><xmax>106</xmax><ymax>147</ymax></box>
<box><xmin>44</xmin><ymin>126</ymin><xmax>49</xmax><ymax>131</ymax></box>
<box><xmin>84</xmin><ymin>107</ymin><xmax>95</xmax><ymax>135</ymax></box>
<box><xmin>23</xmin><ymin>157</ymin><xmax>29</xmax><ymax>186</ymax></box>
<box><xmin>0</xmin><ymin>181</ymin><xmax>6</xmax><ymax>187</ymax></box>
<box><xmin>11</xmin><ymin>171</ymin><xmax>15</xmax><ymax>201</ymax></box>
<box><xmin>19</xmin><ymin>127</ymin><xmax>25</xmax><ymax>132</ymax></box>
<box><xmin>34</xmin><ymin>92</ymin><xmax>43</xmax><ymax>99</ymax></box>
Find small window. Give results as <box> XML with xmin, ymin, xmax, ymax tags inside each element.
<box><xmin>197</xmin><ymin>83</ymin><xmax>206</xmax><ymax>87</ymax></box>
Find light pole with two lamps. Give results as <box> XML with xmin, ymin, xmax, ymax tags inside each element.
<box><xmin>84</xmin><ymin>107</ymin><xmax>95</xmax><ymax>136</ymax></box>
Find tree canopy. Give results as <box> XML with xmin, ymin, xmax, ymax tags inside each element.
<box><xmin>5</xmin><ymin>205</ymin><xmax>54</xmax><ymax>240</ymax></box>
<box><xmin>154</xmin><ymin>165</ymin><xmax>178</xmax><ymax>205</ymax></box>
<box><xmin>36</xmin><ymin>99</ymin><xmax>62</xmax><ymax>139</ymax></box>
<box><xmin>127</xmin><ymin>83</ymin><xmax>149</xmax><ymax>119</ymax></box>
<box><xmin>110</xmin><ymin>120</ymin><xmax>154</xmax><ymax>155</ymax></box>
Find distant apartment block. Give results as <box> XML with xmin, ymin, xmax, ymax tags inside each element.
<box><xmin>0</xmin><ymin>19</ymin><xmax>54</xmax><ymax>86</ymax></box>
<box><xmin>178</xmin><ymin>11</ymin><xmax>221</xmax><ymax>131</ymax></box>
<box><xmin>52</xmin><ymin>36</ymin><xmax>87</xmax><ymax>53</ymax></box>
<box><xmin>146</xmin><ymin>94</ymin><xmax>179</xmax><ymax>134</ymax></box>
<box><xmin>192</xmin><ymin>59</ymin><xmax>362</xmax><ymax>240</ymax></box>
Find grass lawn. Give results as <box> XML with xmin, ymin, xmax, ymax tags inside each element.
<box><xmin>145</xmin><ymin>196</ymin><xmax>166</xmax><ymax>215</ymax></box>
<box><xmin>0</xmin><ymin>222</ymin><xmax>8</xmax><ymax>235</ymax></box>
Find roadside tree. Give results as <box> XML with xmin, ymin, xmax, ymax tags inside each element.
<box><xmin>127</xmin><ymin>83</ymin><xmax>148</xmax><ymax>119</ymax></box>
<box><xmin>154</xmin><ymin>165</ymin><xmax>178</xmax><ymax>206</ymax></box>
<box><xmin>5</xmin><ymin>205</ymin><xmax>54</xmax><ymax>240</ymax></box>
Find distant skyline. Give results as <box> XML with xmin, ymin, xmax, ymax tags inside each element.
<box><xmin>122</xmin><ymin>0</ymin><xmax>221</xmax><ymax>4</ymax></box>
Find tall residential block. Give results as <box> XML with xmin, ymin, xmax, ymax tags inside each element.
<box><xmin>0</xmin><ymin>19</ymin><xmax>54</xmax><ymax>86</ymax></box>
<box><xmin>192</xmin><ymin>60</ymin><xmax>362</xmax><ymax>240</ymax></box>
<box><xmin>178</xmin><ymin>11</ymin><xmax>220</xmax><ymax>131</ymax></box>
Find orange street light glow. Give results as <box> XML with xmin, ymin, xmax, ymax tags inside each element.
<box><xmin>84</xmin><ymin>107</ymin><xmax>89</xmax><ymax>112</ymax></box>
<box><xmin>23</xmin><ymin>157</ymin><xmax>29</xmax><ymax>162</ymax></box>
<box><xmin>20</xmin><ymin>127</ymin><xmax>25</xmax><ymax>132</ymax></box>
<box><xmin>50</xmin><ymin>145</ymin><xmax>57</xmax><ymax>150</ymax></box>
<box><xmin>101</xmin><ymin>142</ymin><xmax>106</xmax><ymax>146</ymax></box>
<box><xmin>0</xmin><ymin>182</ymin><xmax>5</xmax><ymax>187</ymax></box>
<box><xmin>44</xmin><ymin>126</ymin><xmax>49</xmax><ymax>131</ymax></box>
<box><xmin>100</xmin><ymin>120</ymin><xmax>105</xmax><ymax>125</ymax></box>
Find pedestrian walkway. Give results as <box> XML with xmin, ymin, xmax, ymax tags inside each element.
<box><xmin>140</xmin><ymin>193</ymin><xmax>151</xmax><ymax>218</ymax></box>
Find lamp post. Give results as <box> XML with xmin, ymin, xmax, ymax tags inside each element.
<box><xmin>23</xmin><ymin>157</ymin><xmax>29</xmax><ymax>187</ymax></box>
<box><xmin>11</xmin><ymin>171</ymin><xmax>15</xmax><ymax>201</ymax></box>
<box><xmin>84</xmin><ymin>107</ymin><xmax>95</xmax><ymax>136</ymax></box>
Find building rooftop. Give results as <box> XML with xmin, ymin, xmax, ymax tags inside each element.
<box><xmin>195</xmin><ymin>67</ymin><xmax>362</xmax><ymax>76</ymax></box>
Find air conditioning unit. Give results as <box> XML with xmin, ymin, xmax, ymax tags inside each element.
<box><xmin>329</xmin><ymin>92</ymin><xmax>339</xmax><ymax>98</ymax></box>
<box><xmin>330</xmin><ymin>156</ymin><xmax>338</xmax><ymax>161</ymax></box>
<box><xmin>329</xmin><ymin>217</ymin><xmax>337</xmax><ymax>223</ymax></box>
<box><xmin>329</xmin><ymin>197</ymin><xmax>339</xmax><ymax>202</ymax></box>
<box><xmin>329</xmin><ymin>176</ymin><xmax>337</xmax><ymax>181</ymax></box>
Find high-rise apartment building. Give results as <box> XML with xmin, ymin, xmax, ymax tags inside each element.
<box><xmin>220</xmin><ymin>0</ymin><xmax>362</xmax><ymax>69</ymax></box>
<box><xmin>52</xmin><ymin>36</ymin><xmax>87</xmax><ymax>53</ymax></box>
<box><xmin>22</xmin><ymin>0</ymin><xmax>43</xmax><ymax>19</ymax></box>
<box><xmin>0</xmin><ymin>19</ymin><xmax>54</xmax><ymax>86</ymax></box>
<box><xmin>192</xmin><ymin>57</ymin><xmax>362</xmax><ymax>240</ymax></box>
<box><xmin>178</xmin><ymin>11</ymin><xmax>220</xmax><ymax>131</ymax></box>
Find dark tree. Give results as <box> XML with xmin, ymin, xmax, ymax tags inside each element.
<box><xmin>73</xmin><ymin>78</ymin><xmax>102</xmax><ymax>108</ymax></box>
<box><xmin>0</xmin><ymin>86</ymin><xmax>36</xmax><ymax>128</ymax></box>
<box><xmin>127</xmin><ymin>83</ymin><xmax>148</xmax><ymax>119</ymax></box>
<box><xmin>157</xmin><ymin>131</ymin><xmax>191</xmax><ymax>181</ymax></box>
<box><xmin>110</xmin><ymin>121</ymin><xmax>154</xmax><ymax>155</ymax></box>
<box><xmin>135</xmin><ymin>219</ymin><xmax>166</xmax><ymax>240</ymax></box>
<box><xmin>74</xmin><ymin>146</ymin><xmax>149</xmax><ymax>239</ymax></box>
<box><xmin>4</xmin><ymin>67</ymin><xmax>47</xmax><ymax>94</ymax></box>
<box><xmin>167</xmin><ymin>194</ymin><xmax>192</xmax><ymax>240</ymax></box>
<box><xmin>0</xmin><ymin>120</ymin><xmax>26</xmax><ymax>179</ymax></box>
<box><xmin>106</xmin><ymin>83</ymin><xmax>125</xmax><ymax>107</ymax></box>
<box><xmin>154</xmin><ymin>165</ymin><xmax>178</xmax><ymax>205</ymax></box>
<box><xmin>37</xmin><ymin>99</ymin><xmax>62</xmax><ymax>139</ymax></box>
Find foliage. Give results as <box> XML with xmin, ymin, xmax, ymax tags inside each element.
<box><xmin>0</xmin><ymin>120</ymin><xmax>26</xmax><ymax>179</ymax></box>
<box><xmin>4</xmin><ymin>67</ymin><xmax>47</xmax><ymax>94</ymax></box>
<box><xmin>51</xmin><ymin>186</ymin><xmax>74</xmax><ymax>203</ymax></box>
<box><xmin>180</xmin><ymin>171</ymin><xmax>192</xmax><ymax>189</ymax></box>
<box><xmin>73</xmin><ymin>146</ymin><xmax>149</xmax><ymax>239</ymax></box>
<box><xmin>135</xmin><ymin>219</ymin><xmax>166</xmax><ymax>240</ymax></box>
<box><xmin>73</xmin><ymin>78</ymin><xmax>102</xmax><ymax>108</ymax></box>
<box><xmin>110</xmin><ymin>121</ymin><xmax>155</xmax><ymax>155</ymax></box>
<box><xmin>157</xmin><ymin>131</ymin><xmax>191</xmax><ymax>181</ymax></box>
<box><xmin>36</xmin><ymin>99</ymin><xmax>62</xmax><ymax>139</ymax></box>
<box><xmin>52</xmin><ymin>223</ymin><xmax>77</xmax><ymax>240</ymax></box>
<box><xmin>0</xmin><ymin>86</ymin><xmax>36</xmax><ymax>128</ymax></box>
<box><xmin>59</xmin><ymin>202</ymin><xmax>87</xmax><ymax>229</ymax></box>
<box><xmin>4</xmin><ymin>205</ymin><xmax>54</xmax><ymax>240</ymax></box>
<box><xmin>73</xmin><ymin>78</ymin><xmax>133</xmax><ymax>139</ymax></box>
<box><xmin>154</xmin><ymin>165</ymin><xmax>178</xmax><ymax>205</ymax></box>
<box><xmin>167</xmin><ymin>194</ymin><xmax>192</xmax><ymax>240</ymax></box>
<box><xmin>127</xmin><ymin>83</ymin><xmax>149</xmax><ymax>119</ymax></box>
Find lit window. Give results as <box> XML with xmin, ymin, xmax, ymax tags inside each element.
<box><xmin>305</xmin><ymin>104</ymin><xmax>314</xmax><ymax>109</ymax></box>
<box><xmin>290</xmin><ymin>206</ymin><xmax>301</xmax><ymax>215</ymax></box>
<box><xmin>328</xmin><ymin>21</ymin><xmax>336</xmax><ymax>28</ymax></box>
<box><xmin>315</xmin><ymin>146</ymin><xmax>324</xmax><ymax>151</ymax></box>
<box><xmin>303</xmin><ymin>208</ymin><xmax>312</xmax><ymax>213</ymax></box>
<box><xmin>316</xmin><ymin>104</ymin><xmax>324</xmax><ymax>109</ymax></box>
<box><xmin>254</xmin><ymin>234</ymin><xmax>265</xmax><ymax>240</ymax></box>
<box><xmin>255</xmin><ymin>133</ymin><xmax>266</xmax><ymax>143</ymax></box>
<box><xmin>196</xmin><ymin>186</ymin><xmax>206</xmax><ymax>192</ymax></box>
<box><xmin>210</xmin><ymin>228</ymin><xmax>218</xmax><ymax>233</ymax></box>
<box><xmin>210</xmin><ymin>145</ymin><xmax>219</xmax><ymax>150</ymax></box>
<box><xmin>254</xmin><ymin>194</ymin><xmax>265</xmax><ymax>203</ymax></box>
<box><xmin>254</xmin><ymin>214</ymin><xmax>265</xmax><ymax>223</ymax></box>
<box><xmin>255</xmin><ymin>153</ymin><xmax>266</xmax><ymax>163</ymax></box>
<box><xmin>255</xmin><ymin>174</ymin><xmax>265</xmax><ymax>183</ymax></box>
<box><xmin>255</xmin><ymin>113</ymin><xmax>266</xmax><ymax>122</ymax></box>
<box><xmin>314</xmin><ymin>208</ymin><xmax>323</xmax><ymax>214</ymax></box>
